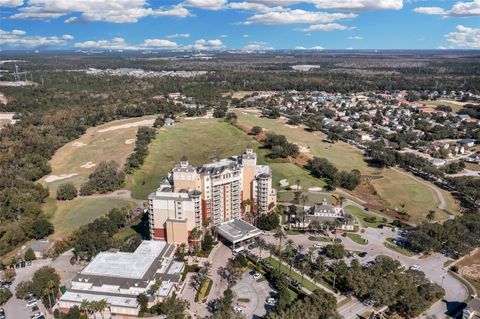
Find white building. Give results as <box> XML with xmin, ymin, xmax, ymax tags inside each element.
<box><xmin>58</xmin><ymin>241</ymin><xmax>184</xmax><ymax>317</ymax></box>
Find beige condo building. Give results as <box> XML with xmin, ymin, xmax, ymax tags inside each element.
<box><xmin>148</xmin><ymin>147</ymin><xmax>276</xmax><ymax>245</ymax></box>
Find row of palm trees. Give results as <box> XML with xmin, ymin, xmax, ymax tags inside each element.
<box><xmin>80</xmin><ymin>299</ymin><xmax>109</xmax><ymax>319</ymax></box>
<box><xmin>253</xmin><ymin>233</ymin><xmax>329</xmax><ymax>292</ymax></box>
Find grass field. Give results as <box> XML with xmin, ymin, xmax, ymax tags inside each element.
<box><xmin>45</xmin><ymin>197</ymin><xmax>135</xmax><ymax>240</ymax></box>
<box><xmin>345</xmin><ymin>205</ymin><xmax>383</xmax><ymax>228</ymax></box>
<box><xmin>41</xmin><ymin>116</ymin><xmax>155</xmax><ymax>195</ymax></box>
<box><xmin>235</xmin><ymin>110</ymin><xmax>459</xmax><ymax>222</ymax></box>
<box><xmin>421</xmin><ymin>99</ymin><xmax>467</xmax><ymax>113</ymax></box>
<box><xmin>277</xmin><ymin>191</ymin><xmax>333</xmax><ymax>205</ymax></box>
<box><xmin>346</xmin><ymin>233</ymin><xmax>368</xmax><ymax>245</ymax></box>
<box><xmin>126</xmin><ymin>118</ymin><xmax>327</xmax><ymax>200</ymax></box>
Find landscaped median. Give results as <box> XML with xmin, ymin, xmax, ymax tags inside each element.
<box><xmin>264</xmin><ymin>256</ymin><xmax>321</xmax><ymax>293</ymax></box>
<box><xmin>346</xmin><ymin>233</ymin><xmax>368</xmax><ymax>245</ymax></box>
<box><xmin>384</xmin><ymin>238</ymin><xmax>414</xmax><ymax>257</ymax></box>
<box><xmin>194</xmin><ymin>277</ymin><xmax>213</xmax><ymax>303</ymax></box>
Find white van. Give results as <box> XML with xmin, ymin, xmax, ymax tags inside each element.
<box><xmin>232</xmin><ymin>246</ymin><xmax>245</xmax><ymax>254</ymax></box>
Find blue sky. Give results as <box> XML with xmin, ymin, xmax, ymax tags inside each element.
<box><xmin>1</xmin><ymin>0</ymin><xmax>479</xmax><ymax>50</ymax></box>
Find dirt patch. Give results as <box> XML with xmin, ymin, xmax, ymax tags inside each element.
<box><xmin>299</xmin><ymin>146</ymin><xmax>311</xmax><ymax>153</ymax></box>
<box><xmin>98</xmin><ymin>119</ymin><xmax>154</xmax><ymax>132</ymax></box>
<box><xmin>45</xmin><ymin>173</ymin><xmax>78</xmax><ymax>183</ymax></box>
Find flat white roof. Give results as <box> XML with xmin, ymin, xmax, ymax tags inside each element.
<box><xmin>60</xmin><ymin>291</ymin><xmax>138</xmax><ymax>308</ymax></box>
<box><xmin>217</xmin><ymin>219</ymin><xmax>262</xmax><ymax>244</ymax></box>
<box><xmin>168</xmin><ymin>261</ymin><xmax>184</xmax><ymax>275</ymax></box>
<box><xmin>81</xmin><ymin>241</ymin><xmax>166</xmax><ymax>279</ymax></box>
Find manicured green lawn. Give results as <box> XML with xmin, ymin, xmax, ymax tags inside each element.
<box><xmin>344</xmin><ymin>205</ymin><xmax>383</xmax><ymax>228</ymax></box>
<box><xmin>384</xmin><ymin>238</ymin><xmax>414</xmax><ymax>257</ymax></box>
<box><xmin>346</xmin><ymin>233</ymin><xmax>368</xmax><ymax>245</ymax></box>
<box><xmin>49</xmin><ymin>198</ymin><xmax>135</xmax><ymax>240</ymax></box>
<box><xmin>308</xmin><ymin>236</ymin><xmax>333</xmax><ymax>242</ymax></box>
<box><xmin>264</xmin><ymin>256</ymin><xmax>318</xmax><ymax>292</ymax></box>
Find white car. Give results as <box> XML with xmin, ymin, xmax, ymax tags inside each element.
<box><xmin>410</xmin><ymin>264</ymin><xmax>420</xmax><ymax>271</ymax></box>
<box><xmin>313</xmin><ymin>243</ymin><xmax>324</xmax><ymax>248</ymax></box>
<box><xmin>233</xmin><ymin>306</ymin><xmax>245</xmax><ymax>314</ymax></box>
<box><xmin>253</xmin><ymin>273</ymin><xmax>261</xmax><ymax>280</ymax></box>
<box><xmin>26</xmin><ymin>300</ymin><xmax>37</xmax><ymax>308</ymax></box>
<box><xmin>266</xmin><ymin>298</ymin><xmax>277</xmax><ymax>306</ymax></box>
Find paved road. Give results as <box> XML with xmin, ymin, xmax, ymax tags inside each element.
<box><xmin>338</xmin><ymin>299</ymin><xmax>371</xmax><ymax>319</ymax></box>
<box><xmin>447</xmin><ymin>169</ymin><xmax>480</xmax><ymax>177</ymax></box>
<box><xmin>232</xmin><ymin>271</ymin><xmax>272</xmax><ymax>318</ymax></box>
<box><xmin>262</xmin><ymin>227</ymin><xmax>469</xmax><ymax>318</ymax></box>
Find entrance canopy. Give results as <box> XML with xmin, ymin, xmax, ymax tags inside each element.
<box><xmin>216</xmin><ymin>219</ymin><xmax>262</xmax><ymax>245</ymax></box>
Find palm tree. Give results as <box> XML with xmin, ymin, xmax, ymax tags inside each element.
<box><xmin>255</xmin><ymin>237</ymin><xmax>266</xmax><ymax>259</ymax></box>
<box><xmin>286</xmin><ymin>239</ymin><xmax>294</xmax><ymax>249</ymax></box>
<box><xmin>273</xmin><ymin>229</ymin><xmax>286</xmax><ymax>251</ymax></box>
<box><xmin>426</xmin><ymin>210</ymin><xmax>436</xmax><ymax>222</ymax></box>
<box><xmin>300</xmin><ymin>194</ymin><xmax>309</xmax><ymax>229</ymax></box>
<box><xmin>97</xmin><ymin>299</ymin><xmax>108</xmax><ymax>319</ymax></box>
<box><xmin>80</xmin><ymin>299</ymin><xmax>90</xmax><ymax>315</ymax></box>
<box><xmin>90</xmin><ymin>300</ymin><xmax>98</xmax><ymax>319</ymax></box>
<box><xmin>299</xmin><ymin>259</ymin><xmax>307</xmax><ymax>284</ymax></box>
<box><xmin>43</xmin><ymin>287</ymin><xmax>52</xmax><ymax>309</ymax></box>
<box><xmin>297</xmin><ymin>244</ymin><xmax>304</xmax><ymax>255</ymax></box>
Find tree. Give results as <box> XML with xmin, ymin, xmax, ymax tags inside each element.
<box><xmin>426</xmin><ymin>210</ymin><xmax>436</xmax><ymax>223</ymax></box>
<box><xmin>82</xmin><ymin>161</ymin><xmax>125</xmax><ymax>194</ymax></box>
<box><xmin>56</xmin><ymin>183</ymin><xmax>78</xmax><ymax>200</ymax></box>
<box><xmin>31</xmin><ymin>219</ymin><xmax>54</xmax><ymax>239</ymax></box>
<box><xmin>250</xmin><ymin>126</ymin><xmax>262</xmax><ymax>135</ymax></box>
<box><xmin>24</xmin><ymin>247</ymin><xmax>36</xmax><ymax>261</ymax></box>
<box><xmin>202</xmin><ymin>233</ymin><xmax>214</xmax><ymax>253</ymax></box>
<box><xmin>273</xmin><ymin>229</ymin><xmax>286</xmax><ymax>251</ymax></box>
<box><xmin>153</xmin><ymin>116</ymin><xmax>165</xmax><ymax>128</ymax></box>
<box><xmin>151</xmin><ymin>294</ymin><xmax>190</xmax><ymax>317</ymax></box>
<box><xmin>225</xmin><ymin>112</ymin><xmax>238</xmax><ymax>123</ymax></box>
<box><xmin>256</xmin><ymin>213</ymin><xmax>279</xmax><ymax>231</ymax></box>
<box><xmin>137</xmin><ymin>293</ymin><xmax>149</xmax><ymax>313</ymax></box>
<box><xmin>0</xmin><ymin>288</ymin><xmax>12</xmax><ymax>305</ymax></box>
<box><xmin>325</xmin><ymin>243</ymin><xmax>346</xmax><ymax>260</ymax></box>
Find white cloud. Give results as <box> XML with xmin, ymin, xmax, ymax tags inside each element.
<box><xmin>142</xmin><ymin>39</ymin><xmax>178</xmax><ymax>48</ymax></box>
<box><xmin>245</xmin><ymin>9</ymin><xmax>356</xmax><ymax>25</ymax></box>
<box><xmin>166</xmin><ymin>33</ymin><xmax>191</xmax><ymax>39</ymax></box>
<box><xmin>295</xmin><ymin>45</ymin><xmax>324</xmax><ymax>50</ymax></box>
<box><xmin>9</xmin><ymin>0</ymin><xmax>190</xmax><ymax>23</ymax></box>
<box><xmin>0</xmin><ymin>0</ymin><xmax>23</xmax><ymax>7</ymax></box>
<box><xmin>151</xmin><ymin>5</ymin><xmax>191</xmax><ymax>18</ymax></box>
<box><xmin>348</xmin><ymin>35</ymin><xmax>363</xmax><ymax>40</ymax></box>
<box><xmin>0</xmin><ymin>28</ymin><xmax>72</xmax><ymax>48</ymax></box>
<box><xmin>183</xmin><ymin>0</ymin><xmax>227</xmax><ymax>10</ymax></box>
<box><xmin>300</xmin><ymin>23</ymin><xmax>349</xmax><ymax>32</ymax></box>
<box><xmin>310</xmin><ymin>0</ymin><xmax>403</xmax><ymax>11</ymax></box>
<box><xmin>414</xmin><ymin>0</ymin><xmax>480</xmax><ymax>17</ymax></box>
<box><xmin>244</xmin><ymin>0</ymin><xmax>402</xmax><ymax>11</ymax></box>
<box><xmin>243</xmin><ymin>41</ymin><xmax>274</xmax><ymax>51</ymax></box>
<box><xmin>242</xmin><ymin>34</ymin><xmax>249</xmax><ymax>37</ymax></box>
<box><xmin>445</xmin><ymin>25</ymin><xmax>480</xmax><ymax>48</ymax></box>
<box><xmin>413</xmin><ymin>7</ymin><xmax>446</xmax><ymax>15</ymax></box>
<box><xmin>227</xmin><ymin>1</ymin><xmax>283</xmax><ymax>12</ymax></box>
<box><xmin>220</xmin><ymin>34</ymin><xmax>228</xmax><ymax>38</ymax></box>
<box><xmin>74</xmin><ymin>37</ymin><xmax>178</xmax><ymax>50</ymax></box>
<box><xmin>184</xmin><ymin>38</ymin><xmax>225</xmax><ymax>50</ymax></box>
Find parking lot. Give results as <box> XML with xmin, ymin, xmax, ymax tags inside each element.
<box><xmin>231</xmin><ymin>270</ymin><xmax>274</xmax><ymax>318</ymax></box>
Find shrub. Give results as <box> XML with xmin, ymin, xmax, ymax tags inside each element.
<box><xmin>56</xmin><ymin>183</ymin><xmax>78</xmax><ymax>200</ymax></box>
<box><xmin>250</xmin><ymin>126</ymin><xmax>262</xmax><ymax>135</ymax></box>
<box><xmin>0</xmin><ymin>288</ymin><xmax>12</xmax><ymax>305</ymax></box>
<box><xmin>24</xmin><ymin>248</ymin><xmax>37</xmax><ymax>261</ymax></box>
<box><xmin>195</xmin><ymin>277</ymin><xmax>213</xmax><ymax>302</ymax></box>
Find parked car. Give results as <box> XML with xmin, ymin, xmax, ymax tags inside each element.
<box><xmin>26</xmin><ymin>299</ymin><xmax>37</xmax><ymax>308</ymax></box>
<box><xmin>0</xmin><ymin>282</ymin><xmax>11</xmax><ymax>289</ymax></box>
<box><xmin>358</xmin><ymin>252</ymin><xmax>368</xmax><ymax>258</ymax></box>
<box><xmin>248</xmin><ymin>242</ymin><xmax>258</xmax><ymax>250</ymax></box>
<box><xmin>363</xmin><ymin>299</ymin><xmax>374</xmax><ymax>307</ymax></box>
<box><xmin>31</xmin><ymin>312</ymin><xmax>43</xmax><ymax>319</ymax></box>
<box><xmin>0</xmin><ymin>308</ymin><xmax>5</xmax><ymax>319</ymax></box>
<box><xmin>252</xmin><ymin>272</ymin><xmax>261</xmax><ymax>280</ymax></box>
<box><xmin>266</xmin><ymin>298</ymin><xmax>277</xmax><ymax>306</ymax></box>
<box><xmin>233</xmin><ymin>306</ymin><xmax>244</xmax><ymax>315</ymax></box>
<box><xmin>410</xmin><ymin>264</ymin><xmax>420</xmax><ymax>271</ymax></box>
<box><xmin>313</xmin><ymin>243</ymin><xmax>324</xmax><ymax>248</ymax></box>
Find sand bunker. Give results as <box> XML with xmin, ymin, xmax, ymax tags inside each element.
<box><xmin>279</xmin><ymin>179</ymin><xmax>289</xmax><ymax>187</ymax></box>
<box><xmin>308</xmin><ymin>187</ymin><xmax>323</xmax><ymax>192</ymax></box>
<box><xmin>299</xmin><ymin>146</ymin><xmax>311</xmax><ymax>153</ymax></box>
<box><xmin>285</xmin><ymin>124</ymin><xmax>298</xmax><ymax>129</ymax></box>
<box><xmin>125</xmin><ymin>139</ymin><xmax>135</xmax><ymax>145</ymax></box>
<box><xmin>80</xmin><ymin>162</ymin><xmax>96</xmax><ymax>169</ymax></box>
<box><xmin>45</xmin><ymin>173</ymin><xmax>78</xmax><ymax>183</ymax></box>
<box><xmin>98</xmin><ymin>119</ymin><xmax>154</xmax><ymax>133</ymax></box>
<box><xmin>72</xmin><ymin>141</ymin><xmax>86</xmax><ymax>147</ymax></box>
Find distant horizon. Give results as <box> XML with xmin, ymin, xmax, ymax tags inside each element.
<box><xmin>1</xmin><ymin>1</ymin><xmax>479</xmax><ymax>51</ymax></box>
